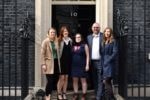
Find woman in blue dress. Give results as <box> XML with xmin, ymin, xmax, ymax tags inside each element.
<box><xmin>101</xmin><ymin>27</ymin><xmax>118</xmax><ymax>100</ymax></box>
<box><xmin>71</xmin><ymin>33</ymin><xmax>89</xmax><ymax>100</ymax></box>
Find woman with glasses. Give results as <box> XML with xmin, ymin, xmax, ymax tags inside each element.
<box><xmin>71</xmin><ymin>33</ymin><xmax>89</xmax><ymax>100</ymax></box>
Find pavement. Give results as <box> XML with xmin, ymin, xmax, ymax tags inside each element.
<box><xmin>49</xmin><ymin>90</ymin><xmax>95</xmax><ymax>100</ymax></box>
<box><xmin>32</xmin><ymin>90</ymin><xmax>124</xmax><ymax>100</ymax></box>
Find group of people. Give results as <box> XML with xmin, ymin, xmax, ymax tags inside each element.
<box><xmin>41</xmin><ymin>22</ymin><xmax>118</xmax><ymax>100</ymax></box>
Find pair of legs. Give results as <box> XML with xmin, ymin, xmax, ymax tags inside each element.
<box><xmin>45</xmin><ymin>74</ymin><xmax>54</xmax><ymax>100</ymax></box>
<box><xmin>103</xmin><ymin>77</ymin><xmax>115</xmax><ymax>100</ymax></box>
<box><xmin>57</xmin><ymin>74</ymin><xmax>68</xmax><ymax>99</ymax></box>
<box><xmin>45</xmin><ymin>59</ymin><xmax>59</xmax><ymax>100</ymax></box>
<box><xmin>72</xmin><ymin>77</ymin><xmax>88</xmax><ymax>100</ymax></box>
<box><xmin>91</xmin><ymin>60</ymin><xmax>103</xmax><ymax>100</ymax></box>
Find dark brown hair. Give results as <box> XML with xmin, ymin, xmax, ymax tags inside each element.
<box><xmin>72</xmin><ymin>33</ymin><xmax>85</xmax><ymax>45</ymax></box>
<box><xmin>58</xmin><ymin>26</ymin><xmax>70</xmax><ymax>46</ymax></box>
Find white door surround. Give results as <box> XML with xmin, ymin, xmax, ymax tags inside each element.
<box><xmin>35</xmin><ymin>0</ymin><xmax>113</xmax><ymax>88</ymax></box>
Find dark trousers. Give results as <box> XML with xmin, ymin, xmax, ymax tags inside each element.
<box><xmin>45</xmin><ymin>59</ymin><xmax>59</xmax><ymax>96</ymax></box>
<box><xmin>91</xmin><ymin>60</ymin><xmax>103</xmax><ymax>100</ymax></box>
<box><xmin>45</xmin><ymin>74</ymin><xmax>54</xmax><ymax>96</ymax></box>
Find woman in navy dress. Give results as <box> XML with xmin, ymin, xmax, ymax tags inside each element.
<box><xmin>57</xmin><ymin>26</ymin><xmax>72</xmax><ymax>100</ymax></box>
<box><xmin>101</xmin><ymin>27</ymin><xmax>118</xmax><ymax>100</ymax></box>
<box><xmin>71</xmin><ymin>33</ymin><xmax>89</xmax><ymax>100</ymax></box>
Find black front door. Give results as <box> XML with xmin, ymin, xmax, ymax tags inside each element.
<box><xmin>52</xmin><ymin>5</ymin><xmax>95</xmax><ymax>89</ymax></box>
<box><xmin>52</xmin><ymin>5</ymin><xmax>95</xmax><ymax>39</ymax></box>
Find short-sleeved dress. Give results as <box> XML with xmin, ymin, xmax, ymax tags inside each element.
<box><xmin>71</xmin><ymin>43</ymin><xmax>88</xmax><ymax>78</ymax></box>
<box><xmin>60</xmin><ymin>41</ymin><xmax>72</xmax><ymax>75</ymax></box>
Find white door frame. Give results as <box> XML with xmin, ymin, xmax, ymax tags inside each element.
<box><xmin>35</xmin><ymin>0</ymin><xmax>113</xmax><ymax>89</ymax></box>
<box><xmin>52</xmin><ymin>1</ymin><xmax>95</xmax><ymax>5</ymax></box>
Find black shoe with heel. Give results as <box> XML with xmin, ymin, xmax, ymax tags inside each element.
<box><xmin>73</xmin><ymin>93</ymin><xmax>79</xmax><ymax>100</ymax></box>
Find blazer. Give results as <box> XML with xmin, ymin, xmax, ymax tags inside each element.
<box><xmin>41</xmin><ymin>38</ymin><xmax>61</xmax><ymax>74</ymax></box>
<box><xmin>87</xmin><ymin>32</ymin><xmax>103</xmax><ymax>60</ymax></box>
<box><xmin>100</xmin><ymin>40</ymin><xmax>118</xmax><ymax>79</ymax></box>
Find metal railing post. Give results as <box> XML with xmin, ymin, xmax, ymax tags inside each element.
<box><xmin>114</xmin><ymin>9</ymin><xmax>129</xmax><ymax>99</ymax></box>
<box><xmin>20</xmin><ymin>17</ymin><xmax>30</xmax><ymax>99</ymax></box>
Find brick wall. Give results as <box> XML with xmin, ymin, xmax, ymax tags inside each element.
<box><xmin>114</xmin><ymin>0</ymin><xmax>150</xmax><ymax>84</ymax></box>
<box><xmin>0</xmin><ymin>0</ymin><xmax>35</xmax><ymax>86</ymax></box>
<box><xmin>0</xmin><ymin>0</ymin><xmax>150</xmax><ymax>87</ymax></box>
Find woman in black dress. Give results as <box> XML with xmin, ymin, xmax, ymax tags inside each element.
<box><xmin>71</xmin><ymin>33</ymin><xmax>89</xmax><ymax>100</ymax></box>
<box><xmin>57</xmin><ymin>26</ymin><xmax>72</xmax><ymax>100</ymax></box>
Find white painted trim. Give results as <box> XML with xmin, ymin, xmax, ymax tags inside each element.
<box><xmin>52</xmin><ymin>1</ymin><xmax>95</xmax><ymax>5</ymax></box>
<box><xmin>35</xmin><ymin>0</ymin><xmax>114</xmax><ymax>88</ymax></box>
<box><xmin>35</xmin><ymin>0</ymin><xmax>52</xmax><ymax>88</ymax></box>
<box><xmin>98</xmin><ymin>0</ymin><xmax>113</xmax><ymax>32</ymax></box>
<box><xmin>108</xmin><ymin>0</ymin><xmax>113</xmax><ymax>29</ymax></box>
<box><xmin>148</xmin><ymin>53</ymin><xmax>150</xmax><ymax>60</ymax></box>
<box><xmin>96</xmin><ymin>0</ymin><xmax>100</xmax><ymax>23</ymax></box>
<box><xmin>35</xmin><ymin>0</ymin><xmax>42</xmax><ymax>88</ymax></box>
<box><xmin>50</xmin><ymin>1</ymin><xmax>52</xmax><ymax>28</ymax></box>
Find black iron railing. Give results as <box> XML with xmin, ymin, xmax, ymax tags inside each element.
<box><xmin>114</xmin><ymin>0</ymin><xmax>150</xmax><ymax>99</ymax></box>
<box><xmin>0</xmin><ymin>0</ymin><xmax>34</xmax><ymax>99</ymax></box>
<box><xmin>113</xmin><ymin>8</ymin><xmax>129</xmax><ymax>98</ymax></box>
<box><xmin>127</xmin><ymin>34</ymin><xmax>150</xmax><ymax>100</ymax></box>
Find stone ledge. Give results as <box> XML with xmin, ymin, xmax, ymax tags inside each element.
<box><xmin>24</xmin><ymin>89</ymin><xmax>124</xmax><ymax>100</ymax></box>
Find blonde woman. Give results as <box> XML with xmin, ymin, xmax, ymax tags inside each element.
<box><xmin>101</xmin><ymin>27</ymin><xmax>118</xmax><ymax>100</ymax></box>
<box><xmin>41</xmin><ymin>27</ymin><xmax>61</xmax><ymax>100</ymax></box>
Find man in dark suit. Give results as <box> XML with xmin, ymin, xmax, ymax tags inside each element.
<box><xmin>87</xmin><ymin>22</ymin><xmax>103</xmax><ymax>100</ymax></box>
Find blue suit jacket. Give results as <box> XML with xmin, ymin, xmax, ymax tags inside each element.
<box><xmin>100</xmin><ymin>40</ymin><xmax>118</xmax><ymax>79</ymax></box>
<box><xmin>87</xmin><ymin>32</ymin><xmax>103</xmax><ymax>60</ymax></box>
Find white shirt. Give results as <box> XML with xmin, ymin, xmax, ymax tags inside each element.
<box><xmin>63</xmin><ymin>37</ymin><xmax>70</xmax><ymax>45</ymax></box>
<box><xmin>91</xmin><ymin>34</ymin><xmax>100</xmax><ymax>60</ymax></box>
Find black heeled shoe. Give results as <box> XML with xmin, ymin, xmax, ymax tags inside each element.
<box><xmin>62</xmin><ymin>92</ymin><xmax>67</xmax><ymax>100</ymax></box>
<box><xmin>73</xmin><ymin>93</ymin><xmax>79</xmax><ymax>100</ymax></box>
<box><xmin>57</xmin><ymin>93</ymin><xmax>63</xmax><ymax>100</ymax></box>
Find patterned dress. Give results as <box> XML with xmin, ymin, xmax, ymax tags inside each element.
<box><xmin>71</xmin><ymin>43</ymin><xmax>88</xmax><ymax>77</ymax></box>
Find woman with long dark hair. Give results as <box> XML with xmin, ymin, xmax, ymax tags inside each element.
<box><xmin>57</xmin><ymin>26</ymin><xmax>72</xmax><ymax>100</ymax></box>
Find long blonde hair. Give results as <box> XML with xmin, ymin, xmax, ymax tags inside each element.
<box><xmin>102</xmin><ymin>27</ymin><xmax>114</xmax><ymax>46</ymax></box>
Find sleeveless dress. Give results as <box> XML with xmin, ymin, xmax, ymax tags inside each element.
<box><xmin>71</xmin><ymin>43</ymin><xmax>88</xmax><ymax>77</ymax></box>
<box><xmin>60</xmin><ymin>41</ymin><xmax>72</xmax><ymax>75</ymax></box>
